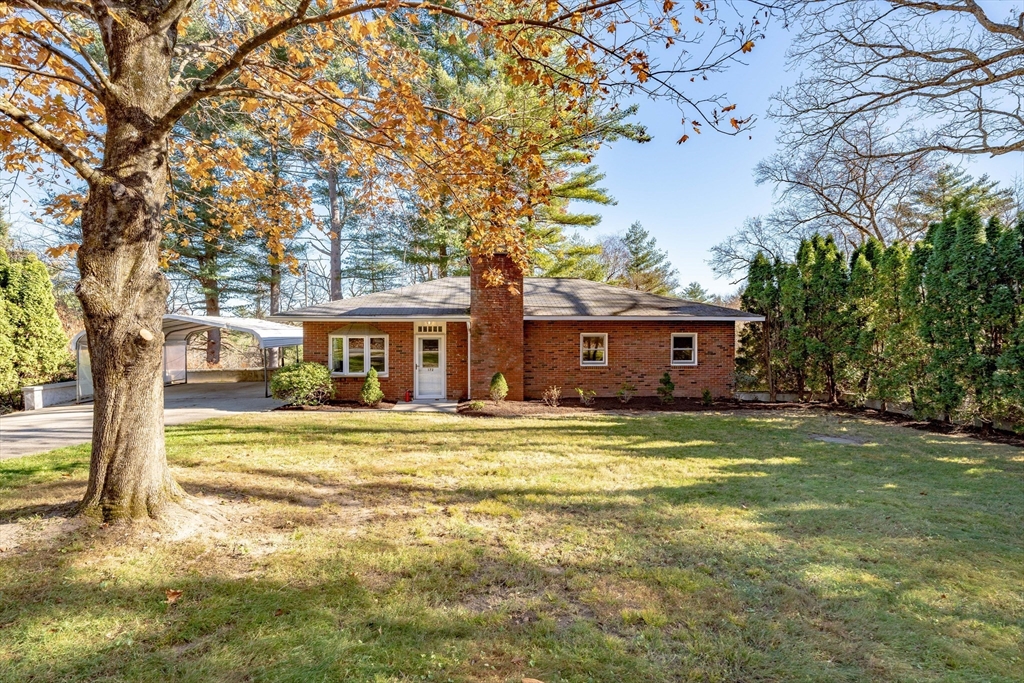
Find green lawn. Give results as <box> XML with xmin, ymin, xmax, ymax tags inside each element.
<box><xmin>1</xmin><ymin>410</ymin><xmax>1021</xmax><ymax>682</ymax></box>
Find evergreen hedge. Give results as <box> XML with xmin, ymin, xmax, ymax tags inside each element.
<box><xmin>739</xmin><ymin>210</ymin><xmax>1024</xmax><ymax>428</ymax></box>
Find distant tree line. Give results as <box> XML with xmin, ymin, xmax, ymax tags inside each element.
<box><xmin>739</xmin><ymin>210</ymin><xmax>1024</xmax><ymax>428</ymax></box>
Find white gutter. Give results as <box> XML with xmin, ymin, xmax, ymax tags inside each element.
<box><xmin>270</xmin><ymin>315</ymin><xmax>472</xmax><ymax>323</ymax></box>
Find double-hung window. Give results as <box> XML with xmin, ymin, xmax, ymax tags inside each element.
<box><xmin>671</xmin><ymin>333</ymin><xmax>697</xmax><ymax>366</ymax></box>
<box><xmin>330</xmin><ymin>334</ymin><xmax>388</xmax><ymax>376</ymax></box>
<box><xmin>580</xmin><ymin>333</ymin><xmax>608</xmax><ymax>366</ymax></box>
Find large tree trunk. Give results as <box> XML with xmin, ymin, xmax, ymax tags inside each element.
<box><xmin>75</xmin><ymin>12</ymin><xmax>184</xmax><ymax>521</ymax></box>
<box><xmin>203</xmin><ymin>288</ymin><xmax>221</xmax><ymax>365</ymax></box>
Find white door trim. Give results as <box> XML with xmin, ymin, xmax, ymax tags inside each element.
<box><xmin>413</xmin><ymin>334</ymin><xmax>446</xmax><ymax>399</ymax></box>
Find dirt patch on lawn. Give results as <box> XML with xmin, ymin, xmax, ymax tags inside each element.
<box><xmin>458</xmin><ymin>398</ymin><xmax>1024</xmax><ymax>448</ymax></box>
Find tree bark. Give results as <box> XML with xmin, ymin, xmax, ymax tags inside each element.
<box><xmin>203</xmin><ymin>288</ymin><xmax>221</xmax><ymax>365</ymax></box>
<box><xmin>326</xmin><ymin>167</ymin><xmax>344</xmax><ymax>301</ymax></box>
<box><xmin>75</xmin><ymin>10</ymin><xmax>184</xmax><ymax>521</ymax></box>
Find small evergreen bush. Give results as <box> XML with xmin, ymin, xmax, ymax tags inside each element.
<box><xmin>657</xmin><ymin>372</ymin><xmax>675</xmax><ymax>404</ymax></box>
<box><xmin>270</xmin><ymin>362</ymin><xmax>334</xmax><ymax>405</ymax></box>
<box><xmin>702</xmin><ymin>388</ymin><xmax>713</xmax><ymax>406</ymax></box>
<box><xmin>489</xmin><ymin>372</ymin><xmax>508</xmax><ymax>402</ymax></box>
<box><xmin>360</xmin><ymin>367</ymin><xmax>385</xmax><ymax>406</ymax></box>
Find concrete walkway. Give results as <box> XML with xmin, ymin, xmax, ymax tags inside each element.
<box><xmin>391</xmin><ymin>400</ymin><xmax>459</xmax><ymax>414</ymax></box>
<box><xmin>0</xmin><ymin>382</ymin><xmax>283</xmax><ymax>460</ymax></box>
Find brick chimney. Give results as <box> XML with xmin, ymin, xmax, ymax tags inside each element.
<box><xmin>470</xmin><ymin>253</ymin><xmax>524</xmax><ymax>401</ymax></box>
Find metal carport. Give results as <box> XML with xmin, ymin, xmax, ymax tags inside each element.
<box><xmin>70</xmin><ymin>315</ymin><xmax>303</xmax><ymax>401</ymax></box>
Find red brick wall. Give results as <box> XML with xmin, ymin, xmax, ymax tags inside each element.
<box><xmin>303</xmin><ymin>321</ymin><xmax>469</xmax><ymax>402</ymax></box>
<box><xmin>523</xmin><ymin>320</ymin><xmax>737</xmax><ymax>399</ymax></box>
<box><xmin>446</xmin><ymin>321</ymin><xmax>470</xmax><ymax>401</ymax></box>
<box><xmin>470</xmin><ymin>255</ymin><xmax>525</xmax><ymax>400</ymax></box>
<box><xmin>303</xmin><ymin>321</ymin><xmax>414</xmax><ymax>401</ymax></box>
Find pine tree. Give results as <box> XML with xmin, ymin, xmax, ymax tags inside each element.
<box><xmin>607</xmin><ymin>222</ymin><xmax>679</xmax><ymax>295</ymax></box>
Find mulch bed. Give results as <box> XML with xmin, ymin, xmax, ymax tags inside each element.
<box><xmin>457</xmin><ymin>397</ymin><xmax>1024</xmax><ymax>448</ymax></box>
<box><xmin>275</xmin><ymin>400</ymin><xmax>396</xmax><ymax>412</ymax></box>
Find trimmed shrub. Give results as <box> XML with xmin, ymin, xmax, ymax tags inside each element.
<box><xmin>702</xmin><ymin>388</ymin><xmax>713</xmax><ymax>406</ymax></box>
<box><xmin>489</xmin><ymin>372</ymin><xmax>508</xmax><ymax>402</ymax></box>
<box><xmin>657</xmin><ymin>372</ymin><xmax>675</xmax><ymax>404</ymax></box>
<box><xmin>575</xmin><ymin>387</ymin><xmax>596</xmax><ymax>406</ymax></box>
<box><xmin>360</xmin><ymin>367</ymin><xmax>385</xmax><ymax>407</ymax></box>
<box><xmin>271</xmin><ymin>362</ymin><xmax>334</xmax><ymax>405</ymax></box>
<box><xmin>542</xmin><ymin>385</ymin><xmax>561</xmax><ymax>407</ymax></box>
<box><xmin>617</xmin><ymin>383</ymin><xmax>637</xmax><ymax>404</ymax></box>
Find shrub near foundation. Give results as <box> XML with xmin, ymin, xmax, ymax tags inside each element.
<box><xmin>490</xmin><ymin>372</ymin><xmax>508</xmax><ymax>402</ymax></box>
<box><xmin>360</xmin><ymin>368</ymin><xmax>385</xmax><ymax>407</ymax></box>
<box><xmin>270</xmin><ymin>362</ymin><xmax>334</xmax><ymax>405</ymax></box>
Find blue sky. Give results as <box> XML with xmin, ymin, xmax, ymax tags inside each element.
<box><xmin>582</xmin><ymin>25</ymin><xmax>1024</xmax><ymax>296</ymax></box>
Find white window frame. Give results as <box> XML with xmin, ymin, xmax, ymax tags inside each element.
<box><xmin>671</xmin><ymin>333</ymin><xmax>698</xmax><ymax>366</ymax></box>
<box><xmin>580</xmin><ymin>333</ymin><xmax>608</xmax><ymax>367</ymax></box>
<box><xmin>329</xmin><ymin>334</ymin><xmax>389</xmax><ymax>377</ymax></box>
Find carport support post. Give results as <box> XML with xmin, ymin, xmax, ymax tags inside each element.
<box><xmin>263</xmin><ymin>348</ymin><xmax>269</xmax><ymax>398</ymax></box>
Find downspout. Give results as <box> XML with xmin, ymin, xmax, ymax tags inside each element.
<box><xmin>466</xmin><ymin>320</ymin><xmax>471</xmax><ymax>400</ymax></box>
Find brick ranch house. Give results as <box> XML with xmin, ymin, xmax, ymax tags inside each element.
<box><xmin>272</xmin><ymin>254</ymin><xmax>763</xmax><ymax>402</ymax></box>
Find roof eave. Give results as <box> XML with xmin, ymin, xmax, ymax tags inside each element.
<box><xmin>523</xmin><ymin>315</ymin><xmax>765</xmax><ymax>322</ymax></box>
<box><xmin>269</xmin><ymin>314</ymin><xmax>472</xmax><ymax>322</ymax></box>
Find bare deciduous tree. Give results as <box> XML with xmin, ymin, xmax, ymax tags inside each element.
<box><xmin>773</xmin><ymin>0</ymin><xmax>1024</xmax><ymax>157</ymax></box>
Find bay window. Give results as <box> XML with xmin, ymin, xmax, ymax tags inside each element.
<box><xmin>330</xmin><ymin>334</ymin><xmax>388</xmax><ymax>376</ymax></box>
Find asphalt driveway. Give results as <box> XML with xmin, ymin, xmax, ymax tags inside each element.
<box><xmin>0</xmin><ymin>382</ymin><xmax>283</xmax><ymax>460</ymax></box>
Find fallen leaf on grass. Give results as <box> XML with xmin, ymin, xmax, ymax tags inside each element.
<box><xmin>523</xmin><ymin>679</ymin><xmax>546</xmax><ymax>683</ymax></box>
<box><xmin>165</xmin><ymin>589</ymin><xmax>183</xmax><ymax>605</ymax></box>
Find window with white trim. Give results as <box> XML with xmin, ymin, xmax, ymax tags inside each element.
<box><xmin>330</xmin><ymin>334</ymin><xmax>388</xmax><ymax>376</ymax></box>
<box><xmin>671</xmin><ymin>333</ymin><xmax>697</xmax><ymax>366</ymax></box>
<box><xmin>580</xmin><ymin>333</ymin><xmax>608</xmax><ymax>366</ymax></box>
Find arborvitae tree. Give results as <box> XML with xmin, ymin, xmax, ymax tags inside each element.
<box><xmin>799</xmin><ymin>235</ymin><xmax>850</xmax><ymax>402</ymax></box>
<box><xmin>993</xmin><ymin>216</ymin><xmax>1024</xmax><ymax>419</ymax></box>
<box><xmin>871</xmin><ymin>242</ymin><xmax>926</xmax><ymax>408</ymax></box>
<box><xmin>847</xmin><ymin>249</ymin><xmax>877</xmax><ymax>395</ymax></box>
<box><xmin>0</xmin><ymin>236</ymin><xmax>19</xmax><ymax>408</ymax></box>
<box><xmin>738</xmin><ymin>253</ymin><xmax>783</xmax><ymax>400</ymax></box>
<box><xmin>0</xmin><ymin>250</ymin><xmax>70</xmax><ymax>387</ymax></box>
<box><xmin>778</xmin><ymin>261</ymin><xmax>810</xmax><ymax>398</ymax></box>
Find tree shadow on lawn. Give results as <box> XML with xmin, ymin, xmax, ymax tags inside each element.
<box><xmin>2</xmin><ymin>412</ymin><xmax>1021</xmax><ymax>682</ymax></box>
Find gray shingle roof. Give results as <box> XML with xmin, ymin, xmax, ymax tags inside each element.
<box><xmin>272</xmin><ymin>277</ymin><xmax>762</xmax><ymax>321</ymax></box>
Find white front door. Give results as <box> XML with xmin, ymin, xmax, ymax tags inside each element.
<box><xmin>415</xmin><ymin>336</ymin><xmax>445</xmax><ymax>399</ymax></box>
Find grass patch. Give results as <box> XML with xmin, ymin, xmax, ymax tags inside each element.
<box><xmin>1</xmin><ymin>410</ymin><xmax>1021</xmax><ymax>682</ymax></box>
